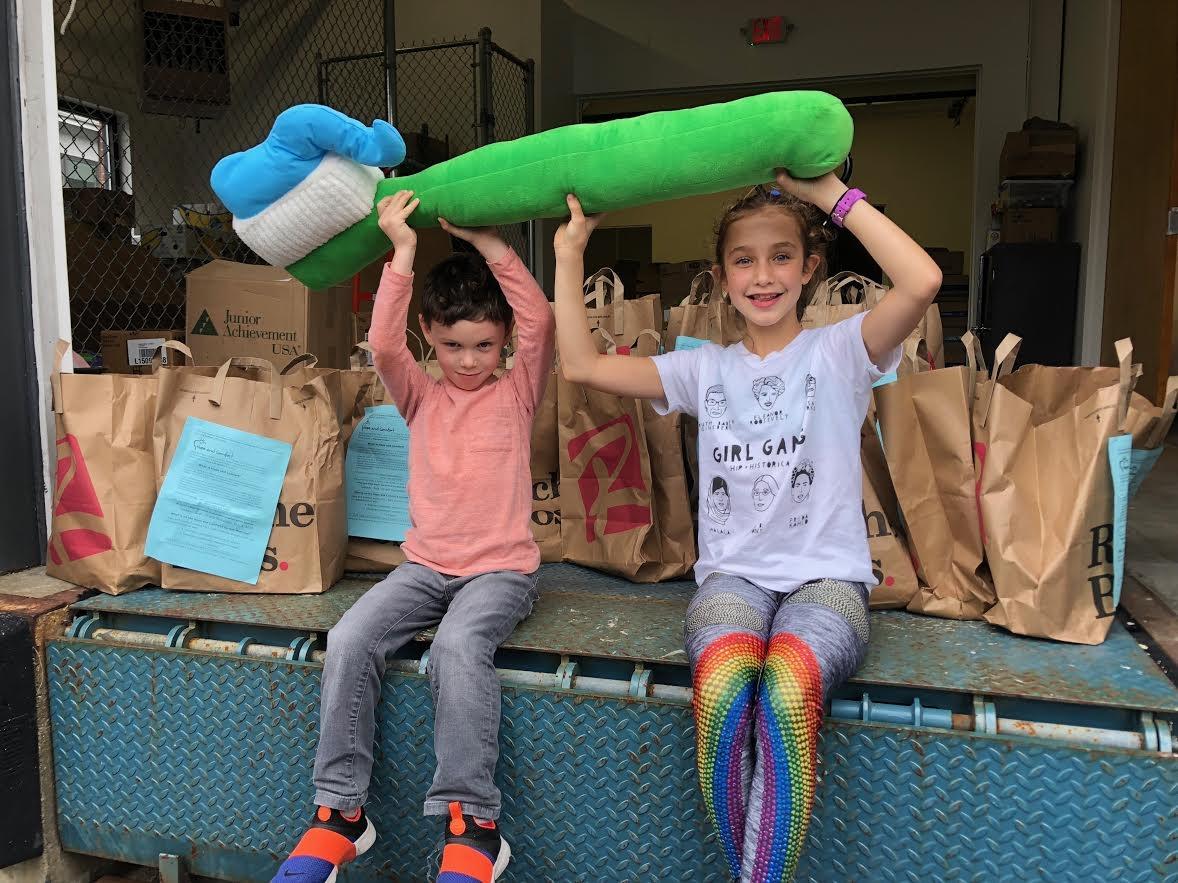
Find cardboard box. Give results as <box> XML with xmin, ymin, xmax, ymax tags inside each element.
<box><xmin>185</xmin><ymin>261</ymin><xmax>354</xmax><ymax>369</ymax></box>
<box><xmin>100</xmin><ymin>329</ymin><xmax>186</xmax><ymax>374</ymax></box>
<box><xmin>1001</xmin><ymin>207</ymin><xmax>1060</xmax><ymax>243</ymax></box>
<box><xmin>658</xmin><ymin>259</ymin><xmax>713</xmax><ymax>304</ymax></box>
<box><xmin>925</xmin><ymin>247</ymin><xmax>965</xmax><ymax>276</ymax></box>
<box><xmin>999</xmin><ymin>122</ymin><xmax>1077</xmax><ymax>179</ymax></box>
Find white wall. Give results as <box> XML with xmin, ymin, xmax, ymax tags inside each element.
<box><xmin>1060</xmin><ymin>0</ymin><xmax>1120</xmax><ymax>365</ymax></box>
<box><xmin>19</xmin><ymin>0</ymin><xmax>73</xmax><ymax>551</ymax></box>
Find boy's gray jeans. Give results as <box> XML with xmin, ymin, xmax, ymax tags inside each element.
<box><xmin>313</xmin><ymin>562</ymin><xmax>539</xmax><ymax>819</ymax></box>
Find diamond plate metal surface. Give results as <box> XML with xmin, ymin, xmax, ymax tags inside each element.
<box><xmin>70</xmin><ymin>565</ymin><xmax>1178</xmax><ymax>711</ymax></box>
<box><xmin>49</xmin><ymin>641</ymin><xmax>1178</xmax><ymax>882</ymax></box>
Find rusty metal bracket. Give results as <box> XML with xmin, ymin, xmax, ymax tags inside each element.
<box><xmin>629</xmin><ymin>663</ymin><xmax>651</xmax><ymax>698</ymax></box>
<box><xmin>159</xmin><ymin>853</ymin><xmax>189</xmax><ymax>883</ymax></box>
<box><xmin>555</xmin><ymin>655</ymin><xmax>578</xmax><ymax>690</ymax></box>
<box><xmin>66</xmin><ymin>613</ymin><xmax>102</xmax><ymax>639</ymax></box>
<box><xmin>286</xmin><ymin>634</ymin><xmax>318</xmax><ymax>662</ymax></box>
<box><xmin>165</xmin><ymin>621</ymin><xmax>198</xmax><ymax>649</ymax></box>
<box><xmin>973</xmin><ymin>695</ymin><xmax>998</xmax><ymax>735</ymax></box>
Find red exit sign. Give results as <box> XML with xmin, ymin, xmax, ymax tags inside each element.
<box><xmin>745</xmin><ymin>15</ymin><xmax>793</xmax><ymax>45</ymax></box>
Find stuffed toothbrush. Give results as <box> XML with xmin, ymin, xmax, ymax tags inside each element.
<box><xmin>212</xmin><ymin>92</ymin><xmax>853</xmax><ymax>290</ymax></box>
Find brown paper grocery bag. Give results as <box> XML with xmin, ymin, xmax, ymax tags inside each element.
<box><xmin>153</xmin><ymin>356</ymin><xmax>347</xmax><ymax>594</ymax></box>
<box><xmin>583</xmin><ymin>268</ymin><xmax>663</xmax><ymax>347</ymax></box>
<box><xmin>860</xmin><ymin>424</ymin><xmax>920</xmax><ymax>609</ymax></box>
<box><xmin>345</xmin><ymin>538</ymin><xmax>407</xmax><ymax>573</ymax></box>
<box><xmin>802</xmin><ymin>271</ymin><xmax>885</xmax><ymax>329</ymax></box>
<box><xmin>977</xmin><ymin>339</ymin><xmax>1169</xmax><ymax>643</ymax></box>
<box><xmin>559</xmin><ymin>327</ymin><xmax>692</xmax><ymax>581</ymax></box>
<box><xmin>875</xmin><ymin>340</ymin><xmax>992</xmax><ymax>620</ymax></box>
<box><xmin>46</xmin><ymin>339</ymin><xmax>193</xmax><ymax>594</ymax></box>
<box><xmin>630</xmin><ymin>329</ymin><xmax>696</xmax><ymax>580</ymax></box>
<box><xmin>664</xmin><ymin>271</ymin><xmax>745</xmax><ymax>350</ymax></box>
<box><xmin>340</xmin><ymin>342</ymin><xmax>405</xmax><ymax>571</ymax></box>
<box><xmin>498</xmin><ymin>317</ymin><xmax>563</xmax><ymax>563</ymax></box>
<box><xmin>279</xmin><ymin>352</ymin><xmax>374</xmax><ymax>443</ymax></box>
<box><xmin>529</xmin><ymin>357</ymin><xmax>563</xmax><ymax>563</ymax></box>
<box><xmin>804</xmin><ymin>271</ymin><xmax>942</xmax><ymax>372</ymax></box>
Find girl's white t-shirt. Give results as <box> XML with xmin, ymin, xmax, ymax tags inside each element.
<box><xmin>652</xmin><ymin>312</ymin><xmax>900</xmax><ymax>594</ymax></box>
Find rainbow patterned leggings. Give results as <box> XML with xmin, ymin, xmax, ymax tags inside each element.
<box><xmin>685</xmin><ymin>574</ymin><xmax>871</xmax><ymax>883</ymax></box>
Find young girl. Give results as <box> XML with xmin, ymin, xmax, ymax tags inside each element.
<box><xmin>553</xmin><ymin>171</ymin><xmax>941</xmax><ymax>882</ymax></box>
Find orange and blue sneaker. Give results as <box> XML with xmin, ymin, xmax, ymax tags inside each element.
<box><xmin>271</xmin><ymin>805</ymin><xmax>376</xmax><ymax>883</ymax></box>
<box><xmin>435</xmin><ymin>801</ymin><xmax>511</xmax><ymax>883</ymax></box>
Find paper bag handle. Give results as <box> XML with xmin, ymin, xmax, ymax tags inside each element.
<box><xmin>149</xmin><ymin>340</ymin><xmax>194</xmax><ymax>371</ymax></box>
<box><xmin>583</xmin><ymin>268</ymin><xmax>626</xmax><ymax>336</ymax></box>
<box><xmin>825</xmin><ymin>272</ymin><xmax>863</xmax><ymax>306</ymax></box>
<box><xmin>594</xmin><ymin>326</ymin><xmax>661</xmax><ymax>356</ymax></box>
<box><xmin>962</xmin><ymin>331</ymin><xmax>983</xmax><ymax>405</ymax></box>
<box><xmin>978</xmin><ymin>334</ymin><xmax>1022</xmax><ymax>427</ymax></box>
<box><xmin>682</xmin><ymin>270</ymin><xmax>716</xmax><ymax>307</ymax></box>
<box><xmin>991</xmin><ymin>334</ymin><xmax>1022</xmax><ymax>382</ymax></box>
<box><xmin>1114</xmin><ymin>338</ymin><xmax>1134</xmax><ymax>432</ymax></box>
<box><xmin>405</xmin><ymin>328</ymin><xmax>426</xmax><ymax>357</ymax></box>
<box><xmin>824</xmin><ymin>271</ymin><xmax>882</xmax><ymax>307</ymax></box>
<box><xmin>280</xmin><ymin>353</ymin><xmax>318</xmax><ymax>374</ymax></box>
<box><xmin>348</xmin><ymin>342</ymin><xmax>373</xmax><ymax>370</ymax></box>
<box><xmin>583</xmin><ymin>268</ymin><xmax>623</xmax><ymax>306</ymax></box>
<box><xmin>210</xmin><ymin>356</ymin><xmax>283</xmax><ymax>420</ymax></box>
<box><xmin>633</xmin><ymin>328</ymin><xmax>662</xmax><ymax>356</ymax></box>
<box><xmin>961</xmin><ymin>331</ymin><xmax>986</xmax><ymax>376</ymax></box>
<box><xmin>1145</xmin><ymin>375</ymin><xmax>1178</xmax><ymax>448</ymax></box>
<box><xmin>51</xmin><ymin>340</ymin><xmax>73</xmax><ymax>414</ymax></box>
<box><xmin>901</xmin><ymin>337</ymin><xmax>929</xmax><ymax>372</ymax></box>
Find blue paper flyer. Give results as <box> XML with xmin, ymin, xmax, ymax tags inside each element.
<box><xmin>146</xmin><ymin>417</ymin><xmax>292</xmax><ymax>584</ymax></box>
<box><xmin>346</xmin><ymin>405</ymin><xmax>412</xmax><ymax>542</ymax></box>
<box><xmin>1107</xmin><ymin>433</ymin><xmax>1132</xmax><ymax>607</ymax></box>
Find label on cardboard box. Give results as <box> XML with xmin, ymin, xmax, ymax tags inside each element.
<box><xmin>127</xmin><ymin>337</ymin><xmax>168</xmax><ymax>366</ymax></box>
<box><xmin>101</xmin><ymin>328</ymin><xmax>184</xmax><ymax>373</ymax></box>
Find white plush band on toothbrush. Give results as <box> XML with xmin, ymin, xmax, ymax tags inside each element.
<box><xmin>232</xmin><ymin>153</ymin><xmax>383</xmax><ymax>270</ymax></box>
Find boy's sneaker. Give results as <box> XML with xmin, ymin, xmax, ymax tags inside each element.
<box><xmin>436</xmin><ymin>801</ymin><xmax>511</xmax><ymax>883</ymax></box>
<box><xmin>271</xmin><ymin>806</ymin><xmax>377</xmax><ymax>883</ymax></box>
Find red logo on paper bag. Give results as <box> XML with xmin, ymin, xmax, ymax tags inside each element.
<box><xmin>260</xmin><ymin>500</ymin><xmax>317</xmax><ymax>573</ymax></box>
<box><xmin>49</xmin><ymin>434</ymin><xmax>113</xmax><ymax>563</ymax></box>
<box><xmin>973</xmin><ymin>441</ymin><xmax>988</xmax><ymax>545</ymax></box>
<box><xmin>567</xmin><ymin>414</ymin><xmax>650</xmax><ymax>542</ymax></box>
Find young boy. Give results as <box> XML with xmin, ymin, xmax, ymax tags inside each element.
<box><xmin>273</xmin><ymin>190</ymin><xmax>554</xmax><ymax>883</ymax></box>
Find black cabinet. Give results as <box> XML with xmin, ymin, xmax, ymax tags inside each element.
<box><xmin>978</xmin><ymin>242</ymin><xmax>1081</xmax><ymax>366</ymax></box>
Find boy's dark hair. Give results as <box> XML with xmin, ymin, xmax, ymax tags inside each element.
<box><xmin>421</xmin><ymin>251</ymin><xmax>513</xmax><ymax>328</ymax></box>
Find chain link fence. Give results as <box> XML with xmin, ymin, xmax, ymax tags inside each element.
<box><xmin>53</xmin><ymin>1</ymin><xmax>533</xmax><ymax>363</ymax></box>
<box><xmin>319</xmin><ymin>30</ymin><xmax>535</xmax><ymax>264</ymax></box>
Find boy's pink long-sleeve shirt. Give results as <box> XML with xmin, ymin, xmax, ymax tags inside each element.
<box><xmin>367</xmin><ymin>248</ymin><xmax>555</xmax><ymax>576</ymax></box>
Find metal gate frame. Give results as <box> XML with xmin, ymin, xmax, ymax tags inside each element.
<box><xmin>316</xmin><ymin>26</ymin><xmax>536</xmax><ymax>269</ymax></box>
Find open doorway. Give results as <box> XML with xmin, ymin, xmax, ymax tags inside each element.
<box><xmin>578</xmin><ymin>75</ymin><xmax>976</xmax><ymax>361</ymax></box>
